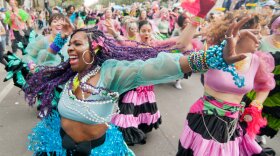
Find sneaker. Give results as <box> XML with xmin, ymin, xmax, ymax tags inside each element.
<box><xmin>175</xmin><ymin>80</ymin><xmax>182</xmax><ymax>89</ymax></box>
<box><xmin>260</xmin><ymin>136</ymin><xmax>266</xmax><ymax>145</ymax></box>
<box><xmin>263</xmin><ymin>147</ymin><xmax>276</xmax><ymax>156</ymax></box>
<box><xmin>256</xmin><ymin>135</ymin><xmax>266</xmax><ymax>145</ymax></box>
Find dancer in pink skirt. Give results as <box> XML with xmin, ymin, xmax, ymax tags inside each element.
<box><xmin>109</xmin><ymin>20</ymin><xmax>180</xmax><ymax>145</ymax></box>
<box><xmin>177</xmin><ymin>12</ymin><xmax>276</xmax><ymax>156</ymax></box>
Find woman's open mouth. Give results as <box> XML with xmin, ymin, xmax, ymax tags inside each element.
<box><xmin>69</xmin><ymin>55</ymin><xmax>79</xmax><ymax>65</ymax></box>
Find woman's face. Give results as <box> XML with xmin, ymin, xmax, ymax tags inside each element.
<box><xmin>261</xmin><ymin>25</ymin><xmax>270</xmax><ymax>36</ymax></box>
<box><xmin>128</xmin><ymin>23</ymin><xmax>137</xmax><ymax>34</ymax></box>
<box><xmin>161</xmin><ymin>10</ymin><xmax>168</xmax><ymax>19</ymax></box>
<box><xmin>238</xmin><ymin>29</ymin><xmax>261</xmax><ymax>53</ymax></box>
<box><xmin>50</xmin><ymin>18</ymin><xmax>63</xmax><ymax>35</ymax></box>
<box><xmin>68</xmin><ymin>31</ymin><xmax>93</xmax><ymax>72</ymax></box>
<box><xmin>139</xmin><ymin>24</ymin><xmax>152</xmax><ymax>43</ymax></box>
<box><xmin>9</xmin><ymin>0</ymin><xmax>17</xmax><ymax>8</ymax></box>
<box><xmin>273</xmin><ymin>24</ymin><xmax>280</xmax><ymax>35</ymax></box>
<box><xmin>70</xmin><ymin>7</ymin><xmax>75</xmax><ymax>14</ymax></box>
<box><xmin>141</xmin><ymin>11</ymin><xmax>147</xmax><ymax>19</ymax></box>
<box><xmin>105</xmin><ymin>9</ymin><xmax>112</xmax><ymax>19</ymax></box>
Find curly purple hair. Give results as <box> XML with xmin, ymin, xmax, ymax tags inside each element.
<box><xmin>24</xmin><ymin>27</ymin><xmax>177</xmax><ymax>116</ymax></box>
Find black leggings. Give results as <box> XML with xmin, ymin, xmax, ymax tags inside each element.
<box><xmin>36</xmin><ymin>129</ymin><xmax>106</xmax><ymax>156</ymax></box>
<box><xmin>11</xmin><ymin>30</ymin><xmax>29</xmax><ymax>53</ymax></box>
<box><xmin>0</xmin><ymin>41</ymin><xmax>6</xmax><ymax>65</ymax></box>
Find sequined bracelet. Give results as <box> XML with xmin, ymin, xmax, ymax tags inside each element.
<box><xmin>188</xmin><ymin>53</ymin><xmax>197</xmax><ymax>72</ymax></box>
<box><xmin>196</xmin><ymin>51</ymin><xmax>204</xmax><ymax>71</ymax></box>
<box><xmin>50</xmin><ymin>33</ymin><xmax>68</xmax><ymax>54</ymax></box>
<box><xmin>187</xmin><ymin>54</ymin><xmax>193</xmax><ymax>71</ymax></box>
<box><xmin>194</xmin><ymin>53</ymin><xmax>202</xmax><ymax>72</ymax></box>
<box><xmin>190</xmin><ymin>53</ymin><xmax>199</xmax><ymax>72</ymax></box>
<box><xmin>203</xmin><ymin>51</ymin><xmax>208</xmax><ymax>69</ymax></box>
<box><xmin>187</xmin><ymin>51</ymin><xmax>208</xmax><ymax>73</ymax></box>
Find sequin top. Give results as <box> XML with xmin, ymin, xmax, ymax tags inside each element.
<box><xmin>58</xmin><ymin>52</ymin><xmax>184</xmax><ymax>124</ymax></box>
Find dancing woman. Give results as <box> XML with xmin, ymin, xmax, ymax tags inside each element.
<box><xmin>177</xmin><ymin>12</ymin><xmax>275</xmax><ymax>156</ymax></box>
<box><xmin>245</xmin><ymin>14</ymin><xmax>280</xmax><ymax>145</ymax></box>
<box><xmin>22</xmin><ymin>13</ymin><xmax>69</xmax><ymax>67</ymax></box>
<box><xmin>4</xmin><ymin>0</ymin><xmax>30</xmax><ymax>53</ymax></box>
<box><xmin>109</xmin><ymin>19</ymin><xmax>176</xmax><ymax>145</ymax></box>
<box><xmin>4</xmin><ymin>13</ymin><xmax>69</xmax><ymax>89</ymax></box>
<box><xmin>23</xmin><ymin>13</ymin><xmax>250</xmax><ymax>156</ymax></box>
<box><xmin>106</xmin><ymin>17</ymin><xmax>203</xmax><ymax>145</ymax></box>
<box><xmin>97</xmin><ymin>8</ymin><xmax>121</xmax><ymax>37</ymax></box>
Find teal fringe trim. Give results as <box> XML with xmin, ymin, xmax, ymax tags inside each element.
<box><xmin>90</xmin><ymin>125</ymin><xmax>135</xmax><ymax>156</ymax></box>
<box><xmin>28</xmin><ymin>111</ymin><xmax>66</xmax><ymax>156</ymax></box>
<box><xmin>4</xmin><ymin>52</ymin><xmax>29</xmax><ymax>88</ymax></box>
<box><xmin>28</xmin><ymin>111</ymin><xmax>134</xmax><ymax>156</ymax></box>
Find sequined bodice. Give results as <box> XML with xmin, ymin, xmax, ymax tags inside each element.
<box><xmin>57</xmin><ymin>81</ymin><xmax>118</xmax><ymax>125</ymax></box>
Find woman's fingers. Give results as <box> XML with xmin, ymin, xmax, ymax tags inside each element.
<box><xmin>232</xmin><ymin>16</ymin><xmax>251</xmax><ymax>36</ymax></box>
<box><xmin>224</xmin><ymin>22</ymin><xmax>236</xmax><ymax>58</ymax></box>
<box><xmin>225</xmin><ymin>21</ymin><xmax>236</xmax><ymax>38</ymax></box>
<box><xmin>61</xmin><ymin>18</ymin><xmax>74</xmax><ymax>38</ymax></box>
<box><xmin>223</xmin><ymin>16</ymin><xmax>254</xmax><ymax>65</ymax></box>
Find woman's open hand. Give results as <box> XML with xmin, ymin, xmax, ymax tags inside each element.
<box><xmin>104</xmin><ymin>19</ymin><xmax>117</xmax><ymax>37</ymax></box>
<box><xmin>61</xmin><ymin>18</ymin><xmax>74</xmax><ymax>38</ymax></box>
<box><xmin>223</xmin><ymin>16</ymin><xmax>258</xmax><ymax>64</ymax></box>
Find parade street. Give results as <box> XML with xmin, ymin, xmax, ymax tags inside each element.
<box><xmin>0</xmin><ymin>65</ymin><xmax>279</xmax><ymax>156</ymax></box>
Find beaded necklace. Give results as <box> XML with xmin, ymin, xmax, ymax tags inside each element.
<box><xmin>65</xmin><ymin>66</ymin><xmax>120</xmax><ymax>124</ymax></box>
<box><xmin>72</xmin><ymin>76</ymin><xmax>80</xmax><ymax>91</ymax></box>
<box><xmin>70</xmin><ymin>66</ymin><xmax>101</xmax><ymax>100</ymax></box>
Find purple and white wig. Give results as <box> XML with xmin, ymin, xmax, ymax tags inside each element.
<box><xmin>23</xmin><ymin>27</ymin><xmax>177</xmax><ymax>116</ymax></box>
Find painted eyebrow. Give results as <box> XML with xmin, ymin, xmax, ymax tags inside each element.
<box><xmin>69</xmin><ymin>39</ymin><xmax>83</xmax><ymax>44</ymax></box>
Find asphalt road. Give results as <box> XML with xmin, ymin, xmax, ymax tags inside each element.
<box><xmin>0</xmin><ymin>65</ymin><xmax>279</xmax><ymax>156</ymax></box>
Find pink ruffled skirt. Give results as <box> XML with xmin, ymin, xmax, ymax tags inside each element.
<box><xmin>177</xmin><ymin>95</ymin><xmax>264</xmax><ymax>156</ymax></box>
<box><xmin>111</xmin><ymin>85</ymin><xmax>161</xmax><ymax>145</ymax></box>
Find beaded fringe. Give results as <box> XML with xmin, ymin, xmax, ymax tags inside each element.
<box><xmin>28</xmin><ymin>111</ymin><xmax>135</xmax><ymax>156</ymax></box>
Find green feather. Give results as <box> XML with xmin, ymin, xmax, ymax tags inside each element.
<box><xmin>16</xmin><ymin>71</ymin><xmax>26</xmax><ymax>86</ymax></box>
<box><xmin>7</xmin><ymin>60</ymin><xmax>14</xmax><ymax>68</ymax></box>
<box><xmin>17</xmin><ymin>42</ymin><xmax>23</xmax><ymax>49</ymax></box>
<box><xmin>7</xmin><ymin>54</ymin><xmax>17</xmax><ymax>61</ymax></box>
<box><xmin>4</xmin><ymin>71</ymin><xmax>14</xmax><ymax>81</ymax></box>
<box><xmin>12</xmin><ymin>60</ymin><xmax>21</xmax><ymax>66</ymax></box>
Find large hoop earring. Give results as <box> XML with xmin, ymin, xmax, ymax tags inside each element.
<box><xmin>82</xmin><ymin>50</ymin><xmax>94</xmax><ymax>65</ymax></box>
